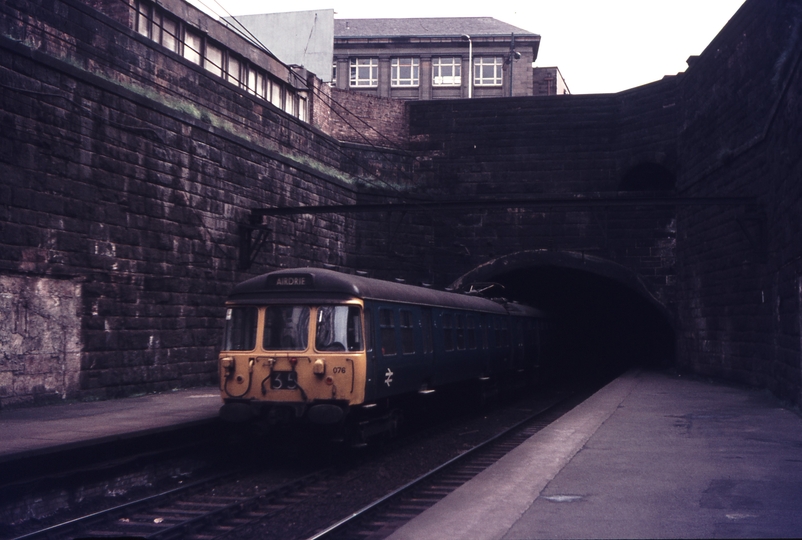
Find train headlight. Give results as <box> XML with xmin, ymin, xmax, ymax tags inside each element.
<box><xmin>221</xmin><ymin>357</ymin><xmax>234</xmax><ymax>377</ymax></box>
<box><xmin>313</xmin><ymin>359</ymin><xmax>326</xmax><ymax>376</ymax></box>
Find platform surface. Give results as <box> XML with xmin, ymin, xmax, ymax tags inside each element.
<box><xmin>0</xmin><ymin>387</ymin><xmax>221</xmax><ymax>463</ymax></box>
<box><xmin>389</xmin><ymin>370</ymin><xmax>802</xmax><ymax>539</ymax></box>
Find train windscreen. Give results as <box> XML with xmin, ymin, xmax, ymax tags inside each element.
<box><xmin>263</xmin><ymin>306</ymin><xmax>310</xmax><ymax>351</ymax></box>
<box><xmin>316</xmin><ymin>305</ymin><xmax>363</xmax><ymax>352</ymax></box>
<box><xmin>223</xmin><ymin>307</ymin><xmax>258</xmax><ymax>351</ymax></box>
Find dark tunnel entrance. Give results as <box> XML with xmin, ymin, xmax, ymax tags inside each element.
<box><xmin>485</xmin><ymin>266</ymin><xmax>675</xmax><ymax>382</ymax></box>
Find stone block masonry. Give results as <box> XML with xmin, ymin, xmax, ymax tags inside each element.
<box><xmin>1</xmin><ymin>0</ymin><xmax>800</xmax><ymax>409</ymax></box>
<box><xmin>0</xmin><ymin>0</ymin><xmax>412</xmax><ymax>406</ymax></box>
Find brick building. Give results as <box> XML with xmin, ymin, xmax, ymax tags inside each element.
<box><xmin>332</xmin><ymin>17</ymin><xmax>542</xmax><ymax>100</ymax></box>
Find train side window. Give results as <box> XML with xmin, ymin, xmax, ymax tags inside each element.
<box><xmin>315</xmin><ymin>305</ymin><xmax>364</xmax><ymax>352</ymax></box>
<box><xmin>379</xmin><ymin>308</ymin><xmax>397</xmax><ymax>356</ymax></box>
<box><xmin>456</xmin><ymin>315</ymin><xmax>466</xmax><ymax>350</ymax></box>
<box><xmin>467</xmin><ymin>317</ymin><xmax>477</xmax><ymax>349</ymax></box>
<box><xmin>400</xmin><ymin>309</ymin><xmax>415</xmax><ymax>354</ymax></box>
<box><xmin>222</xmin><ymin>307</ymin><xmax>258</xmax><ymax>351</ymax></box>
<box><xmin>442</xmin><ymin>313</ymin><xmax>454</xmax><ymax>351</ymax></box>
<box><xmin>421</xmin><ymin>309</ymin><xmax>433</xmax><ymax>354</ymax></box>
<box><xmin>502</xmin><ymin>319</ymin><xmax>510</xmax><ymax>347</ymax></box>
<box><xmin>480</xmin><ymin>318</ymin><xmax>488</xmax><ymax>349</ymax></box>
<box><xmin>364</xmin><ymin>308</ymin><xmax>373</xmax><ymax>352</ymax></box>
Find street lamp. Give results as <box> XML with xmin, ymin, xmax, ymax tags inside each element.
<box><xmin>462</xmin><ymin>34</ymin><xmax>472</xmax><ymax>99</ymax></box>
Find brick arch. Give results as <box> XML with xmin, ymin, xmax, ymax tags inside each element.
<box><xmin>451</xmin><ymin>249</ymin><xmax>674</xmax><ymax>326</ymax></box>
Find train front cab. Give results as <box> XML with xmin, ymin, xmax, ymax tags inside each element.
<box><xmin>218</xmin><ymin>300</ymin><xmax>367</xmax><ymax>426</ymax></box>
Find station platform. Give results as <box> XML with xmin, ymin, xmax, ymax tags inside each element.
<box><xmin>0</xmin><ymin>387</ymin><xmax>221</xmax><ymax>464</ymax></box>
<box><xmin>390</xmin><ymin>370</ymin><xmax>802</xmax><ymax>539</ymax></box>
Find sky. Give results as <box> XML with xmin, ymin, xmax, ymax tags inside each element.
<box><xmin>195</xmin><ymin>0</ymin><xmax>747</xmax><ymax>94</ymax></box>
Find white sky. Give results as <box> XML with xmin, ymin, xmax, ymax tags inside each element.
<box><xmin>198</xmin><ymin>0</ymin><xmax>747</xmax><ymax>94</ymax></box>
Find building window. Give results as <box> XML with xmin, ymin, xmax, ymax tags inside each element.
<box><xmin>183</xmin><ymin>29</ymin><xmax>202</xmax><ymax>65</ymax></box>
<box><xmin>246</xmin><ymin>67</ymin><xmax>266</xmax><ymax>99</ymax></box>
<box><xmin>350</xmin><ymin>58</ymin><xmax>378</xmax><ymax>87</ymax></box>
<box><xmin>161</xmin><ymin>16</ymin><xmax>179</xmax><ymax>53</ymax></box>
<box><xmin>205</xmin><ymin>42</ymin><xmax>223</xmax><ymax>77</ymax></box>
<box><xmin>270</xmin><ymin>79</ymin><xmax>283</xmax><ymax>109</ymax></box>
<box><xmin>284</xmin><ymin>93</ymin><xmax>296</xmax><ymax>116</ymax></box>
<box><xmin>474</xmin><ymin>56</ymin><xmax>503</xmax><ymax>86</ymax></box>
<box><xmin>432</xmin><ymin>57</ymin><xmax>461</xmax><ymax>86</ymax></box>
<box><xmin>135</xmin><ymin>1</ymin><xmax>152</xmax><ymax>38</ymax></box>
<box><xmin>129</xmin><ymin>0</ymin><xmax>307</xmax><ymax>123</ymax></box>
<box><xmin>391</xmin><ymin>57</ymin><xmax>419</xmax><ymax>87</ymax></box>
<box><xmin>227</xmin><ymin>55</ymin><xmax>241</xmax><ymax>86</ymax></box>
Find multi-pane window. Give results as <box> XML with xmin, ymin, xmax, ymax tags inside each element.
<box><xmin>131</xmin><ymin>0</ymin><xmax>307</xmax><ymax>122</ymax></box>
<box><xmin>467</xmin><ymin>317</ymin><xmax>477</xmax><ymax>349</ymax></box>
<box><xmin>391</xmin><ymin>58</ymin><xmax>419</xmax><ymax>87</ymax></box>
<box><xmin>474</xmin><ymin>56</ymin><xmax>504</xmax><ymax>86</ymax></box>
<box><xmin>442</xmin><ymin>313</ymin><xmax>454</xmax><ymax>352</ymax></box>
<box><xmin>421</xmin><ymin>309</ymin><xmax>433</xmax><ymax>354</ymax></box>
<box><xmin>183</xmin><ymin>29</ymin><xmax>202</xmax><ymax>65</ymax></box>
<box><xmin>227</xmin><ymin>56</ymin><xmax>241</xmax><ymax>86</ymax></box>
<box><xmin>350</xmin><ymin>58</ymin><xmax>378</xmax><ymax>87</ymax></box>
<box><xmin>455</xmin><ymin>315</ymin><xmax>466</xmax><ymax>350</ymax></box>
<box><xmin>432</xmin><ymin>57</ymin><xmax>462</xmax><ymax>86</ymax></box>
<box><xmin>270</xmin><ymin>79</ymin><xmax>284</xmax><ymax>109</ymax></box>
<box><xmin>161</xmin><ymin>17</ymin><xmax>179</xmax><ymax>53</ymax></box>
<box><xmin>205</xmin><ymin>42</ymin><xmax>223</xmax><ymax>77</ymax></box>
<box><xmin>379</xmin><ymin>309</ymin><xmax>397</xmax><ymax>356</ymax></box>
<box><xmin>135</xmin><ymin>1</ymin><xmax>152</xmax><ymax>38</ymax></box>
<box><xmin>284</xmin><ymin>93</ymin><xmax>296</xmax><ymax>116</ymax></box>
<box><xmin>246</xmin><ymin>68</ymin><xmax>265</xmax><ymax>99</ymax></box>
<box><xmin>400</xmin><ymin>310</ymin><xmax>415</xmax><ymax>354</ymax></box>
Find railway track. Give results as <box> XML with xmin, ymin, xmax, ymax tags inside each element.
<box><xmin>8</xmin><ymin>384</ymin><xmax>598</xmax><ymax>540</ymax></box>
<box><xmin>305</xmin><ymin>389</ymin><xmax>588</xmax><ymax>540</ymax></box>
<box><xmin>9</xmin><ymin>467</ymin><xmax>329</xmax><ymax>540</ymax></box>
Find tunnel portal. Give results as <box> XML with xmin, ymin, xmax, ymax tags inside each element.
<box><xmin>470</xmin><ymin>265</ymin><xmax>676</xmax><ymax>382</ymax></box>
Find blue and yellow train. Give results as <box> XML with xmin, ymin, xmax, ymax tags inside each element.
<box><xmin>218</xmin><ymin>268</ymin><xmax>547</xmax><ymax>439</ymax></box>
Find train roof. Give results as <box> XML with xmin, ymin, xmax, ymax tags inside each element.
<box><xmin>227</xmin><ymin>268</ymin><xmax>509</xmax><ymax>314</ymax></box>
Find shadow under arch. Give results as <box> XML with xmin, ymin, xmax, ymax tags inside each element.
<box><xmin>452</xmin><ymin>250</ymin><xmax>676</xmax><ymax>377</ymax></box>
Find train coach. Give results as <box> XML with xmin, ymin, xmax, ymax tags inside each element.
<box><xmin>218</xmin><ymin>267</ymin><xmax>547</xmax><ymax>439</ymax></box>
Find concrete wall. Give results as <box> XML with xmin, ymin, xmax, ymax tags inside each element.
<box><xmin>227</xmin><ymin>10</ymin><xmax>335</xmax><ymax>82</ymax></box>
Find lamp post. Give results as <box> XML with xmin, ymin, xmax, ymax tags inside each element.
<box><xmin>508</xmin><ymin>33</ymin><xmax>520</xmax><ymax>97</ymax></box>
<box><xmin>462</xmin><ymin>34</ymin><xmax>472</xmax><ymax>98</ymax></box>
